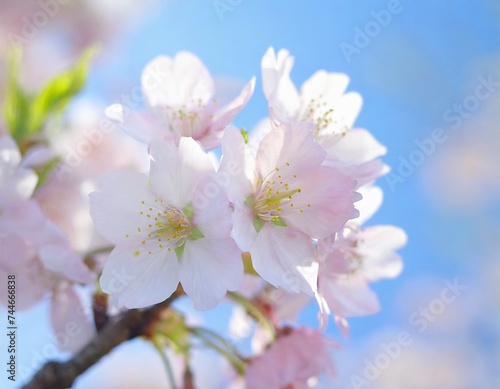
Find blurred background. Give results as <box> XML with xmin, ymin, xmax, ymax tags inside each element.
<box><xmin>1</xmin><ymin>0</ymin><xmax>500</xmax><ymax>388</ymax></box>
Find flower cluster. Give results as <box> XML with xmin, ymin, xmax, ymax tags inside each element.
<box><xmin>0</xmin><ymin>47</ymin><xmax>405</xmax><ymax>386</ymax></box>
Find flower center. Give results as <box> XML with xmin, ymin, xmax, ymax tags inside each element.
<box><xmin>131</xmin><ymin>199</ymin><xmax>192</xmax><ymax>254</ymax></box>
<box><xmin>251</xmin><ymin>163</ymin><xmax>307</xmax><ymax>225</ymax></box>
<box><xmin>152</xmin><ymin>206</ymin><xmax>191</xmax><ymax>244</ymax></box>
<box><xmin>300</xmin><ymin>95</ymin><xmax>350</xmax><ymax>137</ymax></box>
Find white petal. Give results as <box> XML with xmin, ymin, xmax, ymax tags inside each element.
<box><xmin>179</xmin><ymin>238</ymin><xmax>243</xmax><ymax>310</ymax></box>
<box><xmin>359</xmin><ymin>225</ymin><xmax>408</xmax><ymax>253</ymax></box>
<box><xmin>89</xmin><ymin>170</ymin><xmax>153</xmax><ymax>245</ymax></box>
<box><xmin>219</xmin><ymin>127</ymin><xmax>255</xmax><ymax>202</ymax></box>
<box><xmin>149</xmin><ymin>138</ymin><xmax>213</xmax><ymax>208</ymax></box>
<box><xmin>256</xmin><ymin>121</ymin><xmax>324</xmax><ymax>179</ymax></box>
<box><xmin>318</xmin><ymin>274</ymin><xmax>380</xmax><ymax>317</ymax></box>
<box><xmin>142</xmin><ymin>52</ymin><xmax>214</xmax><ymax>108</ymax></box>
<box><xmin>0</xmin><ymin>135</ymin><xmax>21</xmax><ymax>166</ymax></box>
<box><xmin>211</xmin><ymin>77</ymin><xmax>255</xmax><ymax>131</ymax></box>
<box><xmin>231</xmin><ymin>204</ymin><xmax>257</xmax><ymax>252</ymax></box>
<box><xmin>39</xmin><ymin>245</ymin><xmax>93</xmax><ymax>284</ymax></box>
<box><xmin>192</xmin><ymin>176</ymin><xmax>233</xmax><ymax>240</ymax></box>
<box><xmin>100</xmin><ymin>245</ymin><xmax>180</xmax><ymax>309</ymax></box>
<box><xmin>325</xmin><ymin>128</ymin><xmax>387</xmax><ymax>166</ymax></box>
<box><xmin>250</xmin><ymin>223</ymin><xmax>317</xmax><ymax>295</ymax></box>
<box><xmin>105</xmin><ymin>104</ymin><xmax>166</xmax><ymax>145</ymax></box>
<box><xmin>353</xmin><ymin>185</ymin><xmax>383</xmax><ymax>225</ymax></box>
<box><xmin>301</xmin><ymin>70</ymin><xmax>351</xmax><ymax>102</ymax></box>
<box><xmin>261</xmin><ymin>48</ymin><xmax>300</xmax><ymax>120</ymax></box>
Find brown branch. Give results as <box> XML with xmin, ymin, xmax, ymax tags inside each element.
<box><xmin>22</xmin><ymin>291</ymin><xmax>182</xmax><ymax>389</ymax></box>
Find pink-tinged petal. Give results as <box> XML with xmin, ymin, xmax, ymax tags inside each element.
<box><xmin>0</xmin><ymin>167</ymin><xmax>38</xmax><ymax>202</ymax></box>
<box><xmin>180</xmin><ymin>238</ymin><xmax>243</xmax><ymax>310</ymax></box>
<box><xmin>219</xmin><ymin>127</ymin><xmax>255</xmax><ymax>201</ymax></box>
<box><xmin>359</xmin><ymin>225</ymin><xmax>408</xmax><ymax>253</ymax></box>
<box><xmin>20</xmin><ymin>146</ymin><xmax>55</xmax><ymax>168</ymax></box>
<box><xmin>300</xmin><ymin>70</ymin><xmax>351</xmax><ymax>103</ymax></box>
<box><xmin>0</xmin><ymin>135</ymin><xmax>22</xmax><ymax>166</ymax></box>
<box><xmin>281</xmin><ymin>166</ymin><xmax>357</xmax><ymax>239</ymax></box>
<box><xmin>0</xmin><ymin>235</ymin><xmax>48</xmax><ymax>310</ymax></box>
<box><xmin>231</xmin><ymin>204</ymin><xmax>257</xmax><ymax>252</ymax></box>
<box><xmin>256</xmin><ymin>122</ymin><xmax>324</xmax><ymax>179</ymax></box>
<box><xmin>270</xmin><ymin>291</ymin><xmax>311</xmax><ymax>323</ymax></box>
<box><xmin>261</xmin><ymin>48</ymin><xmax>293</xmax><ymax>99</ymax></box>
<box><xmin>0</xmin><ymin>135</ymin><xmax>38</xmax><ymax>201</ymax></box>
<box><xmin>100</xmin><ymin>245</ymin><xmax>179</xmax><ymax>309</ymax></box>
<box><xmin>358</xmin><ymin>225</ymin><xmax>407</xmax><ymax>281</ymax></box>
<box><xmin>318</xmin><ymin>274</ymin><xmax>380</xmax><ymax>317</ymax></box>
<box><xmin>0</xmin><ymin>199</ymin><xmax>66</xmax><ymax>246</ymax></box>
<box><xmin>247</xmin><ymin>118</ymin><xmax>272</xmax><ymax>159</ymax></box>
<box><xmin>364</xmin><ymin>252</ymin><xmax>403</xmax><ymax>281</ymax></box>
<box><xmin>250</xmin><ymin>223</ymin><xmax>317</xmax><ymax>295</ymax></box>
<box><xmin>331</xmin><ymin>158</ymin><xmax>388</xmax><ymax>188</ymax></box>
<box><xmin>50</xmin><ymin>285</ymin><xmax>94</xmax><ymax>352</ymax></box>
<box><xmin>89</xmin><ymin>170</ymin><xmax>153</xmax><ymax>245</ymax></box>
<box><xmin>211</xmin><ymin>77</ymin><xmax>255</xmax><ymax>132</ymax></box>
<box><xmin>261</xmin><ymin>48</ymin><xmax>300</xmax><ymax>120</ymax></box>
<box><xmin>141</xmin><ymin>53</ymin><xmax>214</xmax><ymax>108</ymax></box>
<box><xmin>315</xmin><ymin>291</ymin><xmax>331</xmax><ymax>331</ymax></box>
<box><xmin>39</xmin><ymin>245</ymin><xmax>93</xmax><ymax>284</ymax></box>
<box><xmin>192</xmin><ymin>175</ymin><xmax>233</xmax><ymax>240</ymax></box>
<box><xmin>334</xmin><ymin>315</ymin><xmax>350</xmax><ymax>338</ymax></box>
<box><xmin>324</xmin><ymin>128</ymin><xmax>387</xmax><ymax>166</ymax></box>
<box><xmin>149</xmin><ymin>138</ymin><xmax>213</xmax><ymax>208</ymax></box>
<box><xmin>105</xmin><ymin>104</ymin><xmax>166</xmax><ymax>145</ymax></box>
<box><xmin>297</xmin><ymin>72</ymin><xmax>363</xmax><ymax>137</ymax></box>
<box><xmin>246</xmin><ymin>327</ymin><xmax>335</xmax><ymax>389</ymax></box>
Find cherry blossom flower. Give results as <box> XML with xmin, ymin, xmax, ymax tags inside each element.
<box><xmin>0</xmin><ymin>198</ymin><xmax>94</xmax><ymax>351</ymax></box>
<box><xmin>245</xmin><ymin>327</ymin><xmax>336</xmax><ymax>389</ymax></box>
<box><xmin>316</xmin><ymin>186</ymin><xmax>407</xmax><ymax>334</ymax></box>
<box><xmin>261</xmin><ymin>47</ymin><xmax>387</xmax><ymax>188</ymax></box>
<box><xmin>0</xmin><ymin>134</ymin><xmax>38</xmax><ymax>203</ymax></box>
<box><xmin>219</xmin><ymin>123</ymin><xmax>359</xmax><ymax>296</ymax></box>
<box><xmin>106</xmin><ymin>51</ymin><xmax>255</xmax><ymax>150</ymax></box>
<box><xmin>90</xmin><ymin>137</ymin><xmax>243</xmax><ymax>310</ymax></box>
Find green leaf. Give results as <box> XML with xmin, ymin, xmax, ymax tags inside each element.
<box><xmin>3</xmin><ymin>45</ymin><xmax>31</xmax><ymax>142</ymax></box>
<box><xmin>27</xmin><ymin>47</ymin><xmax>97</xmax><ymax>136</ymax></box>
<box><xmin>34</xmin><ymin>156</ymin><xmax>60</xmax><ymax>189</ymax></box>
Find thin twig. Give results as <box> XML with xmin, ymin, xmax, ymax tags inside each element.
<box><xmin>22</xmin><ymin>291</ymin><xmax>181</xmax><ymax>389</ymax></box>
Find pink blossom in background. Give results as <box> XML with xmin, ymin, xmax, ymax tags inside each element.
<box><xmin>106</xmin><ymin>51</ymin><xmax>255</xmax><ymax>150</ymax></box>
<box><xmin>245</xmin><ymin>327</ymin><xmax>336</xmax><ymax>389</ymax></box>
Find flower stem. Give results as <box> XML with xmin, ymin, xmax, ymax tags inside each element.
<box><xmin>152</xmin><ymin>336</ymin><xmax>177</xmax><ymax>389</ymax></box>
<box><xmin>227</xmin><ymin>291</ymin><xmax>276</xmax><ymax>339</ymax></box>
